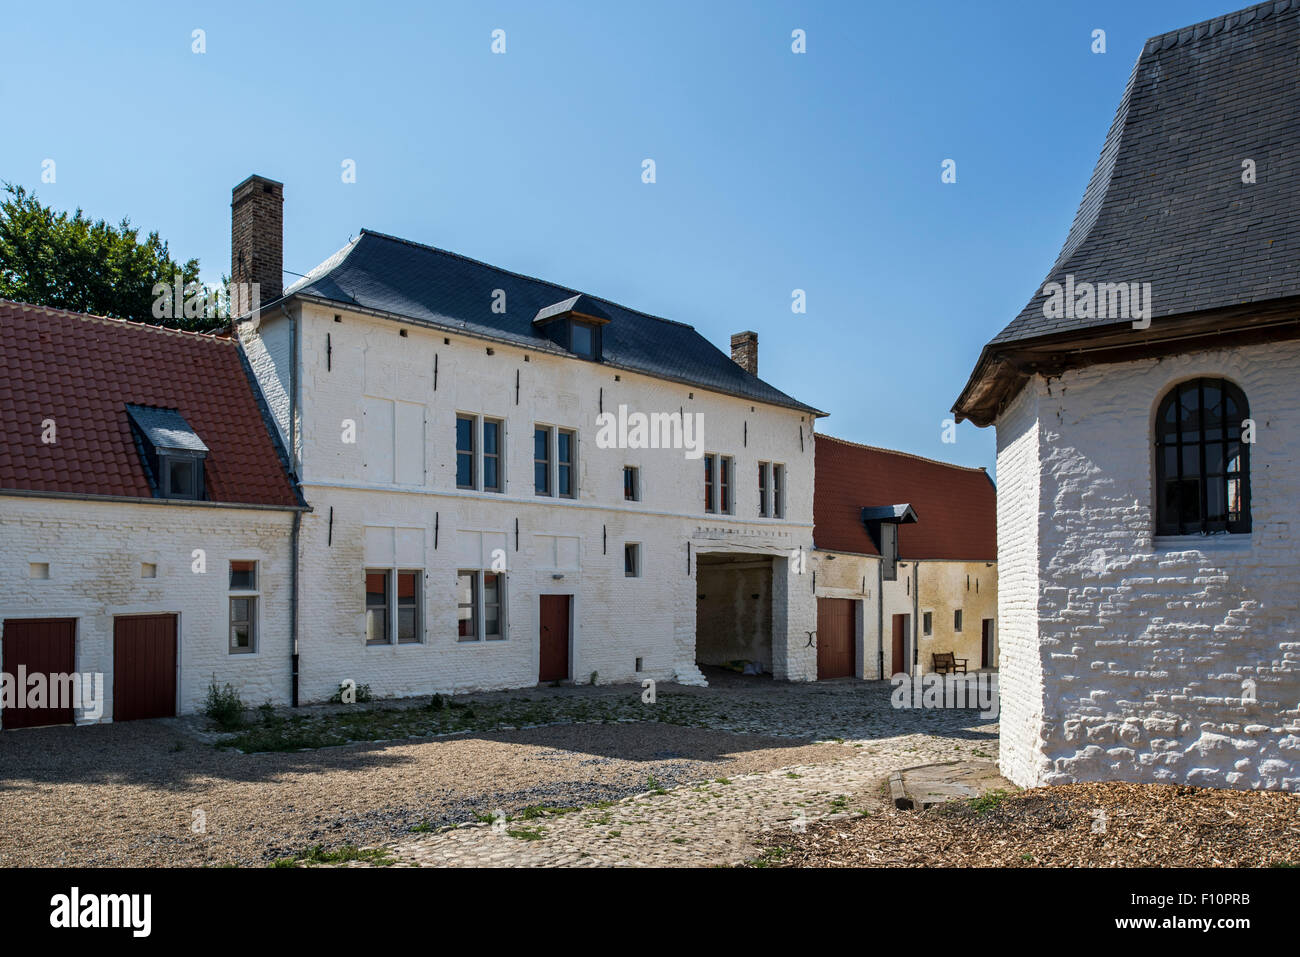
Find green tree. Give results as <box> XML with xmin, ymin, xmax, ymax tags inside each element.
<box><xmin>0</xmin><ymin>182</ymin><xmax>220</xmax><ymax>331</ymax></box>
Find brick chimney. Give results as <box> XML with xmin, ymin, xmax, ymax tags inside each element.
<box><xmin>231</xmin><ymin>174</ymin><xmax>284</xmax><ymax>314</ymax></box>
<box><xmin>730</xmin><ymin>330</ymin><xmax>758</xmax><ymax>375</ymax></box>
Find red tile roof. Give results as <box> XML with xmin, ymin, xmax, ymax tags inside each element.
<box><xmin>814</xmin><ymin>434</ymin><xmax>996</xmax><ymax>561</ymax></box>
<box><xmin>0</xmin><ymin>300</ymin><xmax>299</xmax><ymax>508</ymax></box>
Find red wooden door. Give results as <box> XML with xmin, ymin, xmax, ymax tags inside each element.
<box><xmin>891</xmin><ymin>614</ymin><xmax>908</xmax><ymax>677</ymax></box>
<box><xmin>2</xmin><ymin>618</ymin><xmax>76</xmax><ymax>729</ymax></box>
<box><xmin>113</xmin><ymin>615</ymin><xmax>177</xmax><ymax>721</ymax></box>
<box><xmin>538</xmin><ymin>595</ymin><xmax>570</xmax><ymax>682</ymax></box>
<box><xmin>816</xmin><ymin>598</ymin><xmax>855</xmax><ymax>679</ymax></box>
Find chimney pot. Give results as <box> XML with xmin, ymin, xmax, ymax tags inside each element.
<box><xmin>730</xmin><ymin>330</ymin><xmax>758</xmax><ymax>375</ymax></box>
<box><xmin>231</xmin><ymin>174</ymin><xmax>284</xmax><ymax>315</ymax></box>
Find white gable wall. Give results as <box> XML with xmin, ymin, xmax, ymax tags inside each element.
<box><xmin>995</xmin><ymin>340</ymin><xmax>1300</xmax><ymax>791</ymax></box>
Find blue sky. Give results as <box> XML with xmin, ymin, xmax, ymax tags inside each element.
<box><xmin>1</xmin><ymin>0</ymin><xmax>1244</xmax><ymax>473</ymax></box>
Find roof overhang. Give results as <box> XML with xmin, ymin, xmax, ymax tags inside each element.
<box><xmin>532</xmin><ymin>294</ymin><xmax>612</xmax><ymax>327</ymax></box>
<box><xmin>861</xmin><ymin>504</ymin><xmax>918</xmax><ymax>524</ymax></box>
<box><xmin>953</xmin><ymin>299</ymin><xmax>1300</xmax><ymax>427</ymax></box>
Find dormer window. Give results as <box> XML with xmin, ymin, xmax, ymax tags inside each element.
<box><xmin>533</xmin><ymin>294</ymin><xmax>610</xmax><ymax>361</ymax></box>
<box><xmin>126</xmin><ymin>404</ymin><xmax>209</xmax><ymax>501</ymax></box>
<box><xmin>861</xmin><ymin>504</ymin><xmax>919</xmax><ymax>582</ymax></box>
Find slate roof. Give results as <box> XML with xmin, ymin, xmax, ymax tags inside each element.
<box><xmin>813</xmin><ymin>435</ymin><xmax>996</xmax><ymax>561</ymax></box>
<box><xmin>955</xmin><ymin>0</ymin><xmax>1300</xmax><ymax>423</ymax></box>
<box><xmin>0</xmin><ymin>300</ymin><xmax>301</xmax><ymax>507</ymax></box>
<box><xmin>125</xmin><ymin>404</ymin><xmax>210</xmax><ymax>454</ymax></box>
<box><xmin>276</xmin><ymin>230</ymin><xmax>824</xmax><ymax>416</ymax></box>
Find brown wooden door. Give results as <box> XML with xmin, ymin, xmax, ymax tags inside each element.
<box><xmin>816</xmin><ymin>598</ymin><xmax>855</xmax><ymax>679</ymax></box>
<box><xmin>538</xmin><ymin>596</ymin><xmax>570</xmax><ymax>682</ymax></box>
<box><xmin>2</xmin><ymin>618</ymin><xmax>76</xmax><ymax>729</ymax></box>
<box><xmin>982</xmin><ymin>619</ymin><xmax>994</xmax><ymax>669</ymax></box>
<box><xmin>113</xmin><ymin>615</ymin><xmax>177</xmax><ymax>721</ymax></box>
<box><xmin>891</xmin><ymin>614</ymin><xmax>908</xmax><ymax>677</ymax></box>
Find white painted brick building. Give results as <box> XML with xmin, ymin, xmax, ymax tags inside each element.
<box><xmin>236</xmin><ymin>176</ymin><xmax>824</xmax><ymax>701</ymax></box>
<box><xmin>0</xmin><ymin>300</ymin><xmax>303</xmax><ymax>727</ymax></box>
<box><xmin>955</xmin><ymin>3</ymin><xmax>1300</xmax><ymax>791</ymax></box>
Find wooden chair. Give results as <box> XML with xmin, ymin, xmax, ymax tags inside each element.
<box><xmin>931</xmin><ymin>652</ymin><xmax>968</xmax><ymax>675</ymax></box>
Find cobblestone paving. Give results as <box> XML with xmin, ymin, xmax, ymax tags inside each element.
<box><xmin>375</xmin><ymin>676</ymin><xmax>999</xmax><ymax>867</ymax></box>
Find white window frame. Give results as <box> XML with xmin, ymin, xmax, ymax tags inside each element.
<box><xmin>366</xmin><ymin>567</ymin><xmax>425</xmax><ymax>645</ymax></box>
<box><xmin>772</xmin><ymin>464</ymin><xmax>786</xmax><ymax>519</ymax></box>
<box><xmin>457</xmin><ymin>569</ymin><xmax>508</xmax><ymax>642</ymax></box>
<box><xmin>704</xmin><ymin>453</ymin><xmax>734</xmax><ymax>515</ymax></box>
<box><xmin>534</xmin><ymin>423</ymin><xmax>577</xmax><ymax>499</ymax></box>
<box><xmin>624</xmin><ymin>465</ymin><xmax>640</xmax><ymax>502</ymax></box>
<box><xmin>758</xmin><ymin>462</ymin><xmax>771</xmax><ymax>517</ymax></box>
<box><xmin>457</xmin><ymin>413</ymin><xmax>505</xmax><ymax>493</ymax></box>
<box><xmin>229</xmin><ymin>560</ymin><xmax>259</xmax><ymax>655</ymax></box>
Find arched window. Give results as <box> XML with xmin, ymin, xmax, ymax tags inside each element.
<box><xmin>1155</xmin><ymin>378</ymin><xmax>1250</xmax><ymax>535</ymax></box>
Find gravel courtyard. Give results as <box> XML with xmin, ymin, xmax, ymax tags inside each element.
<box><xmin>0</xmin><ymin>675</ymin><xmax>996</xmax><ymax>867</ymax></box>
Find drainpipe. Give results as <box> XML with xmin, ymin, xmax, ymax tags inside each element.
<box><xmin>912</xmin><ymin>561</ymin><xmax>920</xmax><ymax>678</ymax></box>
<box><xmin>285</xmin><ymin>302</ymin><xmax>301</xmax><ymax>708</ymax></box>
<box><xmin>876</xmin><ymin>558</ymin><xmax>884</xmax><ymax>680</ymax></box>
<box><xmin>290</xmin><ymin>510</ymin><xmax>300</xmax><ymax>707</ymax></box>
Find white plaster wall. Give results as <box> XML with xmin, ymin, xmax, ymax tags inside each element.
<box><xmin>995</xmin><ymin>381</ymin><xmax>1047</xmax><ymax>787</ymax></box>
<box><xmin>996</xmin><ymin>340</ymin><xmax>1300</xmax><ymax>791</ymax></box>
<box><xmin>246</xmin><ymin>303</ymin><xmax>818</xmax><ymax>700</ymax></box>
<box><xmin>0</xmin><ymin>496</ymin><xmax>296</xmax><ymax>722</ymax></box>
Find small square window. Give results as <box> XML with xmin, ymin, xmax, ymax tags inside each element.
<box><xmin>230</xmin><ymin>560</ymin><xmax>257</xmax><ymax>591</ymax></box>
<box><xmin>29</xmin><ymin>562</ymin><xmax>49</xmax><ymax>580</ymax></box>
<box><xmin>624</xmin><ymin>543</ymin><xmax>641</xmax><ymax>578</ymax></box>
<box><xmin>158</xmin><ymin>453</ymin><xmax>203</xmax><ymax>500</ymax></box>
<box><xmin>141</xmin><ymin>562</ymin><xmax>158</xmax><ymax>579</ymax></box>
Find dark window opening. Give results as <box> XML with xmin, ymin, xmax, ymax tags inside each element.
<box><xmin>1155</xmin><ymin>378</ymin><xmax>1251</xmax><ymax>535</ymax></box>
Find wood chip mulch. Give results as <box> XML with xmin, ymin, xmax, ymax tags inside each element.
<box><xmin>749</xmin><ymin>781</ymin><xmax>1300</xmax><ymax>867</ymax></box>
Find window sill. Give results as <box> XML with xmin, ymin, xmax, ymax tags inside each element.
<box><xmin>1153</xmin><ymin>533</ymin><xmax>1252</xmax><ymax>552</ymax></box>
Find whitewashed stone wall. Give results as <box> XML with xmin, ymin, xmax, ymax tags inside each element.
<box><xmin>0</xmin><ymin>496</ymin><xmax>296</xmax><ymax>722</ymax></box>
<box><xmin>995</xmin><ymin>340</ymin><xmax>1300</xmax><ymax>791</ymax></box>
<box><xmin>243</xmin><ymin>303</ymin><xmax>818</xmax><ymax>701</ymax></box>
